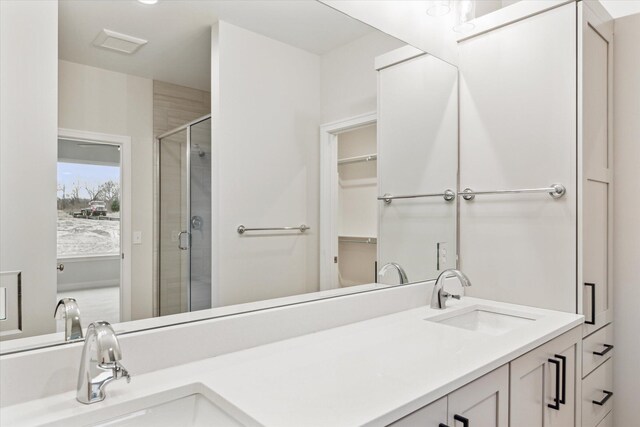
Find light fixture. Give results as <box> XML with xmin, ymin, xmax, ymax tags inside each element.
<box><xmin>453</xmin><ymin>0</ymin><xmax>476</xmax><ymax>33</ymax></box>
<box><xmin>426</xmin><ymin>1</ymin><xmax>451</xmax><ymax>17</ymax></box>
<box><xmin>137</xmin><ymin>0</ymin><xmax>158</xmax><ymax>5</ymax></box>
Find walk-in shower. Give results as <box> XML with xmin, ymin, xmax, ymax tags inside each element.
<box><xmin>158</xmin><ymin>115</ymin><xmax>212</xmax><ymax>316</ymax></box>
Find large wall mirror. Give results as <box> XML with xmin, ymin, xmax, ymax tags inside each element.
<box><xmin>0</xmin><ymin>0</ymin><xmax>458</xmax><ymax>353</ymax></box>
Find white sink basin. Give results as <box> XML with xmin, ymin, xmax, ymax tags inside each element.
<box><xmin>44</xmin><ymin>385</ymin><xmax>254</xmax><ymax>427</ymax></box>
<box><xmin>91</xmin><ymin>393</ymin><xmax>243</xmax><ymax>427</ymax></box>
<box><xmin>428</xmin><ymin>306</ymin><xmax>538</xmax><ymax>336</ymax></box>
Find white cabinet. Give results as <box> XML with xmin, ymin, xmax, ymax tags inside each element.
<box><xmin>391</xmin><ymin>366</ymin><xmax>508</xmax><ymax>427</ymax></box>
<box><xmin>389</xmin><ymin>396</ymin><xmax>447</xmax><ymax>426</ymax></box>
<box><xmin>510</xmin><ymin>327</ymin><xmax>581</xmax><ymax>427</ymax></box>
<box><xmin>582</xmin><ymin>358</ymin><xmax>613</xmax><ymax>427</ymax></box>
<box><xmin>447</xmin><ymin>365</ymin><xmax>509</xmax><ymax>427</ymax></box>
<box><xmin>582</xmin><ymin>323</ymin><xmax>613</xmax><ymax>377</ymax></box>
<box><xmin>578</xmin><ymin>0</ymin><xmax>614</xmax><ymax>338</ymax></box>
<box><xmin>377</xmin><ymin>51</ymin><xmax>458</xmax><ymax>283</ymax></box>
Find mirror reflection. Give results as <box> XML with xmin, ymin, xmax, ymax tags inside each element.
<box><xmin>0</xmin><ymin>0</ymin><xmax>458</xmax><ymax>351</ymax></box>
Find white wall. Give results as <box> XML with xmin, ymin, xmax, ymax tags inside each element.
<box><xmin>320</xmin><ymin>0</ymin><xmax>458</xmax><ymax>66</ymax></box>
<box><xmin>612</xmin><ymin>13</ymin><xmax>640</xmax><ymax>427</ymax></box>
<box><xmin>0</xmin><ymin>1</ymin><xmax>58</xmax><ymax>339</ymax></box>
<box><xmin>212</xmin><ymin>21</ymin><xmax>321</xmax><ymax>306</ymax></box>
<box><xmin>458</xmin><ymin>4</ymin><xmax>577</xmax><ymax>312</ymax></box>
<box><xmin>58</xmin><ymin>60</ymin><xmax>154</xmax><ymax>320</ymax></box>
<box><xmin>320</xmin><ymin>31</ymin><xmax>405</xmax><ymax>123</ymax></box>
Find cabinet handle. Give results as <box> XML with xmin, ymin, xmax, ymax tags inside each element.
<box><xmin>454</xmin><ymin>414</ymin><xmax>469</xmax><ymax>426</ymax></box>
<box><xmin>439</xmin><ymin>424</ymin><xmax>450</xmax><ymax>427</ymax></box>
<box><xmin>584</xmin><ymin>282</ymin><xmax>596</xmax><ymax>325</ymax></box>
<box><xmin>592</xmin><ymin>390</ymin><xmax>613</xmax><ymax>406</ymax></box>
<box><xmin>547</xmin><ymin>358</ymin><xmax>561</xmax><ymax>410</ymax></box>
<box><xmin>554</xmin><ymin>354</ymin><xmax>567</xmax><ymax>405</ymax></box>
<box><xmin>593</xmin><ymin>344</ymin><xmax>614</xmax><ymax>356</ymax></box>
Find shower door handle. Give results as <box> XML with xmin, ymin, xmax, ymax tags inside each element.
<box><xmin>178</xmin><ymin>231</ymin><xmax>190</xmax><ymax>250</ymax></box>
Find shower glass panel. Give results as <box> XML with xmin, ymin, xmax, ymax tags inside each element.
<box><xmin>158</xmin><ymin>116</ymin><xmax>212</xmax><ymax>316</ymax></box>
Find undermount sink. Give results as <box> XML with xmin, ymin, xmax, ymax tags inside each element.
<box><xmin>428</xmin><ymin>306</ymin><xmax>538</xmax><ymax>336</ymax></box>
<box><xmin>91</xmin><ymin>393</ymin><xmax>243</xmax><ymax>427</ymax></box>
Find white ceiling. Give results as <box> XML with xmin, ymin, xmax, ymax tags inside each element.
<box><xmin>599</xmin><ymin>0</ymin><xmax>640</xmax><ymax>19</ymax></box>
<box><xmin>59</xmin><ymin>0</ymin><xmax>376</xmax><ymax>92</ymax></box>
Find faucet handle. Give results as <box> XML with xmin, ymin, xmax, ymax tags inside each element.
<box><xmin>114</xmin><ymin>362</ymin><xmax>131</xmax><ymax>383</ymax></box>
<box><xmin>442</xmin><ymin>291</ymin><xmax>461</xmax><ymax>300</ymax></box>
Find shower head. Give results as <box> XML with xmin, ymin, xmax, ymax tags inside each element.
<box><xmin>193</xmin><ymin>144</ymin><xmax>206</xmax><ymax>158</ymax></box>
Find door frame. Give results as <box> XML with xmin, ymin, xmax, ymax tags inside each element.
<box><xmin>319</xmin><ymin>112</ymin><xmax>377</xmax><ymax>291</ymax></box>
<box><xmin>57</xmin><ymin>128</ymin><xmax>133</xmax><ymax>322</ymax></box>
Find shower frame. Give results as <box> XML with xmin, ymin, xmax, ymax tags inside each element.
<box><xmin>155</xmin><ymin>114</ymin><xmax>212</xmax><ymax>316</ymax></box>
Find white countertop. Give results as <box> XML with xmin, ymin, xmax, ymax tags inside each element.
<box><xmin>1</xmin><ymin>297</ymin><xmax>583</xmax><ymax>427</ymax></box>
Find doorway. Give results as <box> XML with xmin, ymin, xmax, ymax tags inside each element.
<box><xmin>56</xmin><ymin>129</ymin><xmax>132</xmax><ymax>325</ymax></box>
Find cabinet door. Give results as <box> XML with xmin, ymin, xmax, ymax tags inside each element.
<box><xmin>510</xmin><ymin>327</ymin><xmax>581</xmax><ymax>427</ymax></box>
<box><xmin>578</xmin><ymin>0</ymin><xmax>614</xmax><ymax>337</ymax></box>
<box><xmin>389</xmin><ymin>396</ymin><xmax>447</xmax><ymax>426</ymax></box>
<box><xmin>447</xmin><ymin>365</ymin><xmax>509</xmax><ymax>427</ymax></box>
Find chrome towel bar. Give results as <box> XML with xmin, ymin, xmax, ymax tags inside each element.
<box><xmin>237</xmin><ymin>224</ymin><xmax>309</xmax><ymax>234</ymax></box>
<box><xmin>460</xmin><ymin>183</ymin><xmax>566</xmax><ymax>201</ymax></box>
<box><xmin>378</xmin><ymin>189</ymin><xmax>456</xmax><ymax>204</ymax></box>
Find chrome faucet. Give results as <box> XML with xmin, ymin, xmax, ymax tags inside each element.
<box><xmin>378</xmin><ymin>262</ymin><xmax>409</xmax><ymax>285</ymax></box>
<box><xmin>430</xmin><ymin>269</ymin><xmax>472</xmax><ymax>309</ymax></box>
<box><xmin>77</xmin><ymin>321</ymin><xmax>130</xmax><ymax>404</ymax></box>
<box><xmin>54</xmin><ymin>298</ymin><xmax>83</xmax><ymax>341</ymax></box>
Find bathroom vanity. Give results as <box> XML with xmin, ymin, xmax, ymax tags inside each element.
<box><xmin>0</xmin><ymin>296</ymin><xmax>584</xmax><ymax>426</ymax></box>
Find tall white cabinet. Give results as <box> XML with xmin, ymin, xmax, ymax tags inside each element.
<box><xmin>458</xmin><ymin>2</ymin><xmax>614</xmax><ymax>426</ymax></box>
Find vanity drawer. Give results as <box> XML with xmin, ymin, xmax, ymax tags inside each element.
<box><xmin>582</xmin><ymin>358</ymin><xmax>613</xmax><ymax>427</ymax></box>
<box><xmin>596</xmin><ymin>410</ymin><xmax>613</xmax><ymax>427</ymax></box>
<box><xmin>583</xmin><ymin>323</ymin><xmax>613</xmax><ymax>377</ymax></box>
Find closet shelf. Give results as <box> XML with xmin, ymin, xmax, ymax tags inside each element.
<box><xmin>337</xmin><ymin>153</ymin><xmax>377</xmax><ymax>165</ymax></box>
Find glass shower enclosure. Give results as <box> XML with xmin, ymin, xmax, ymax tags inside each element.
<box><xmin>158</xmin><ymin>115</ymin><xmax>212</xmax><ymax>316</ymax></box>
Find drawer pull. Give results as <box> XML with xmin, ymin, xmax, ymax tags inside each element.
<box><xmin>554</xmin><ymin>354</ymin><xmax>567</xmax><ymax>404</ymax></box>
<box><xmin>592</xmin><ymin>390</ymin><xmax>613</xmax><ymax>406</ymax></box>
<box><xmin>439</xmin><ymin>424</ymin><xmax>450</xmax><ymax>427</ymax></box>
<box><xmin>547</xmin><ymin>358</ymin><xmax>561</xmax><ymax>410</ymax></box>
<box><xmin>593</xmin><ymin>344</ymin><xmax>614</xmax><ymax>356</ymax></box>
<box><xmin>584</xmin><ymin>282</ymin><xmax>596</xmax><ymax>325</ymax></box>
<box><xmin>454</xmin><ymin>414</ymin><xmax>470</xmax><ymax>426</ymax></box>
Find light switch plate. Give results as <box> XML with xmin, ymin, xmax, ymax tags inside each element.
<box><xmin>437</xmin><ymin>242</ymin><xmax>448</xmax><ymax>270</ymax></box>
<box><xmin>133</xmin><ymin>231</ymin><xmax>142</xmax><ymax>245</ymax></box>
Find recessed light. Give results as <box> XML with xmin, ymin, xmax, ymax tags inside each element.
<box><xmin>427</xmin><ymin>1</ymin><xmax>451</xmax><ymax>17</ymax></box>
<box><xmin>138</xmin><ymin>0</ymin><xmax>158</xmax><ymax>5</ymax></box>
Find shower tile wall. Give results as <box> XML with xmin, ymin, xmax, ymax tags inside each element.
<box><xmin>154</xmin><ymin>81</ymin><xmax>211</xmax><ymax>316</ymax></box>
<box><xmin>153</xmin><ymin>81</ymin><xmax>211</xmax><ymax>136</ymax></box>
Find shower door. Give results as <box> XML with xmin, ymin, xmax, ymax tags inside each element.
<box><xmin>158</xmin><ymin>116</ymin><xmax>212</xmax><ymax>316</ymax></box>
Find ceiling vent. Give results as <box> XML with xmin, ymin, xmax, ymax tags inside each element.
<box><xmin>93</xmin><ymin>29</ymin><xmax>147</xmax><ymax>54</ymax></box>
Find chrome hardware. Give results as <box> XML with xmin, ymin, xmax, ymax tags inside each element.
<box><xmin>190</xmin><ymin>215</ymin><xmax>203</xmax><ymax>231</ymax></box>
<box><xmin>178</xmin><ymin>231</ymin><xmax>190</xmax><ymax>250</ymax></box>
<box><xmin>378</xmin><ymin>189</ymin><xmax>456</xmax><ymax>205</ymax></box>
<box><xmin>54</xmin><ymin>298</ymin><xmax>83</xmax><ymax>342</ymax></box>
<box><xmin>378</xmin><ymin>262</ymin><xmax>409</xmax><ymax>285</ymax></box>
<box><xmin>460</xmin><ymin>183</ymin><xmax>566</xmax><ymax>201</ymax></box>
<box><xmin>237</xmin><ymin>224</ymin><xmax>309</xmax><ymax>234</ymax></box>
<box><xmin>430</xmin><ymin>269</ymin><xmax>472</xmax><ymax>309</ymax></box>
<box><xmin>77</xmin><ymin>321</ymin><xmax>130</xmax><ymax>404</ymax></box>
<box><xmin>339</xmin><ymin>236</ymin><xmax>377</xmax><ymax>244</ymax></box>
<box><xmin>337</xmin><ymin>153</ymin><xmax>377</xmax><ymax>165</ymax></box>
<box><xmin>56</xmin><ymin>263</ymin><xmax>65</xmax><ymax>272</ymax></box>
